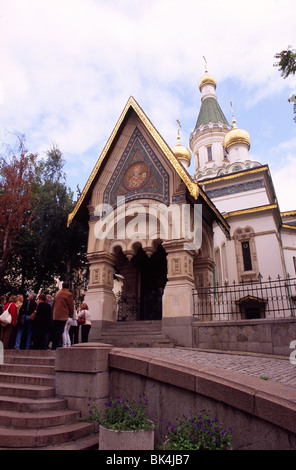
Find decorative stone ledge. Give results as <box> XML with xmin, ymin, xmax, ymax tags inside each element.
<box><xmin>54</xmin><ymin>344</ymin><xmax>296</xmax><ymax>449</ymax></box>
<box><xmin>192</xmin><ymin>318</ymin><xmax>296</xmax><ymax>356</ymax></box>
<box><xmin>109</xmin><ymin>348</ymin><xmax>296</xmax><ymax>436</ymax></box>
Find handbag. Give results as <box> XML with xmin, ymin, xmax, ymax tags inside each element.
<box><xmin>78</xmin><ymin>310</ymin><xmax>86</xmax><ymax>325</ymax></box>
<box><xmin>0</xmin><ymin>303</ymin><xmax>12</xmax><ymax>326</ymax></box>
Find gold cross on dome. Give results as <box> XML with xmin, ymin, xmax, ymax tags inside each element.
<box><xmin>203</xmin><ymin>56</ymin><xmax>208</xmax><ymax>73</ymax></box>
<box><xmin>176</xmin><ymin>119</ymin><xmax>181</xmax><ymax>143</ymax></box>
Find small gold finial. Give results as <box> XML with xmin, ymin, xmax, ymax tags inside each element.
<box><xmin>176</xmin><ymin>119</ymin><xmax>181</xmax><ymax>144</ymax></box>
<box><xmin>203</xmin><ymin>56</ymin><xmax>208</xmax><ymax>73</ymax></box>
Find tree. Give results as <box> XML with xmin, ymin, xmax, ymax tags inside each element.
<box><xmin>274</xmin><ymin>46</ymin><xmax>296</xmax><ymax>78</ymax></box>
<box><xmin>1</xmin><ymin>140</ymin><xmax>88</xmax><ymax>299</ymax></box>
<box><xmin>0</xmin><ymin>136</ymin><xmax>37</xmax><ymax>283</ymax></box>
<box><xmin>274</xmin><ymin>46</ymin><xmax>296</xmax><ymax>122</ymax></box>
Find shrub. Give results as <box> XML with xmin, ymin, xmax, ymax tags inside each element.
<box><xmin>83</xmin><ymin>394</ymin><xmax>153</xmax><ymax>431</ymax></box>
<box><xmin>162</xmin><ymin>409</ymin><xmax>232</xmax><ymax>450</ymax></box>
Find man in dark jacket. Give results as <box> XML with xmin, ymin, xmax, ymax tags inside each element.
<box><xmin>14</xmin><ymin>293</ymin><xmax>37</xmax><ymax>349</ymax></box>
<box><xmin>52</xmin><ymin>282</ymin><xmax>74</xmax><ymax>349</ymax></box>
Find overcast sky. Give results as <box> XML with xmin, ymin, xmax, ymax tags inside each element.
<box><xmin>1</xmin><ymin>0</ymin><xmax>296</xmax><ymax>211</ymax></box>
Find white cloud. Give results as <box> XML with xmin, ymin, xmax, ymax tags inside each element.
<box><xmin>269</xmin><ymin>135</ymin><xmax>296</xmax><ymax>211</ymax></box>
<box><xmin>1</xmin><ymin>0</ymin><xmax>296</xmax><ymax>207</ymax></box>
<box><xmin>272</xmin><ymin>154</ymin><xmax>296</xmax><ymax>211</ymax></box>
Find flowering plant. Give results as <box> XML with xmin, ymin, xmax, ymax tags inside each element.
<box><xmin>162</xmin><ymin>410</ymin><xmax>232</xmax><ymax>450</ymax></box>
<box><xmin>84</xmin><ymin>394</ymin><xmax>153</xmax><ymax>431</ymax></box>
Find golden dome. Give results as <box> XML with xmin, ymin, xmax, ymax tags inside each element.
<box><xmin>199</xmin><ymin>73</ymin><xmax>217</xmax><ymax>91</ymax></box>
<box><xmin>172</xmin><ymin>119</ymin><xmax>191</xmax><ymax>166</ymax></box>
<box><xmin>224</xmin><ymin>119</ymin><xmax>250</xmax><ymax>151</ymax></box>
<box><xmin>172</xmin><ymin>142</ymin><xmax>192</xmax><ymax>164</ymax></box>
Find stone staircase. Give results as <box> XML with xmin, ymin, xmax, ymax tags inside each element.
<box><xmin>97</xmin><ymin>320</ymin><xmax>176</xmax><ymax>348</ymax></box>
<box><xmin>0</xmin><ymin>349</ymin><xmax>98</xmax><ymax>450</ymax></box>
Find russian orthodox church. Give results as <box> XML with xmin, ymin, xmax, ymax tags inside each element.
<box><xmin>68</xmin><ymin>67</ymin><xmax>296</xmax><ymax>346</ymax></box>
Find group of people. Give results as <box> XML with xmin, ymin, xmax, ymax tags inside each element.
<box><xmin>0</xmin><ymin>282</ymin><xmax>92</xmax><ymax>350</ymax></box>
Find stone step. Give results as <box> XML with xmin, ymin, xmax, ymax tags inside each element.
<box><xmin>0</xmin><ymin>371</ymin><xmax>55</xmax><ymax>387</ymax></box>
<box><xmin>98</xmin><ymin>321</ymin><xmax>176</xmax><ymax>347</ymax></box>
<box><xmin>12</xmin><ymin>432</ymin><xmax>99</xmax><ymax>451</ymax></box>
<box><xmin>0</xmin><ymin>421</ymin><xmax>95</xmax><ymax>448</ymax></box>
<box><xmin>35</xmin><ymin>432</ymin><xmax>99</xmax><ymax>450</ymax></box>
<box><xmin>0</xmin><ymin>409</ymin><xmax>79</xmax><ymax>428</ymax></box>
<box><xmin>106</xmin><ymin>323</ymin><xmax>162</xmax><ymax>330</ymax></box>
<box><xmin>0</xmin><ymin>349</ymin><xmax>98</xmax><ymax>449</ymax></box>
<box><xmin>0</xmin><ymin>382</ymin><xmax>55</xmax><ymax>399</ymax></box>
<box><xmin>4</xmin><ymin>350</ymin><xmax>55</xmax><ymax>367</ymax></box>
<box><xmin>105</xmin><ymin>320</ymin><xmax>162</xmax><ymax>330</ymax></box>
<box><xmin>0</xmin><ymin>363</ymin><xmax>55</xmax><ymax>375</ymax></box>
<box><xmin>101</xmin><ymin>332</ymin><xmax>168</xmax><ymax>340</ymax></box>
<box><xmin>0</xmin><ymin>395</ymin><xmax>68</xmax><ymax>413</ymax></box>
<box><xmin>4</xmin><ymin>349</ymin><xmax>55</xmax><ymax>357</ymax></box>
<box><xmin>97</xmin><ymin>336</ymin><xmax>175</xmax><ymax>348</ymax></box>
<box><xmin>3</xmin><ymin>356</ymin><xmax>55</xmax><ymax>366</ymax></box>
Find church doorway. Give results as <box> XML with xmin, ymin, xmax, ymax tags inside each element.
<box><xmin>114</xmin><ymin>243</ymin><xmax>167</xmax><ymax>321</ymax></box>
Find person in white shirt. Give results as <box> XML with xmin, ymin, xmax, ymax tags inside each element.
<box><xmin>77</xmin><ymin>302</ymin><xmax>91</xmax><ymax>343</ymax></box>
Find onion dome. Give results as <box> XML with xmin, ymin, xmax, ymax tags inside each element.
<box><xmin>172</xmin><ymin>120</ymin><xmax>191</xmax><ymax>167</ymax></box>
<box><xmin>172</xmin><ymin>142</ymin><xmax>192</xmax><ymax>165</ymax></box>
<box><xmin>224</xmin><ymin>102</ymin><xmax>250</xmax><ymax>151</ymax></box>
<box><xmin>198</xmin><ymin>72</ymin><xmax>217</xmax><ymax>91</ymax></box>
<box><xmin>224</xmin><ymin>118</ymin><xmax>250</xmax><ymax>151</ymax></box>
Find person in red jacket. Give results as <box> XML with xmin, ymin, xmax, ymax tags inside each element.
<box><xmin>0</xmin><ymin>296</ymin><xmax>18</xmax><ymax>349</ymax></box>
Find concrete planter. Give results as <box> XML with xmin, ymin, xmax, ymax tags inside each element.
<box><xmin>99</xmin><ymin>424</ymin><xmax>154</xmax><ymax>450</ymax></box>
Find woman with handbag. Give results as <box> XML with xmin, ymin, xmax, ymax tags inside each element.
<box><xmin>0</xmin><ymin>296</ymin><xmax>18</xmax><ymax>349</ymax></box>
<box><xmin>77</xmin><ymin>302</ymin><xmax>91</xmax><ymax>343</ymax></box>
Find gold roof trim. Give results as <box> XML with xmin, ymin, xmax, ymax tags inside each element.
<box><xmin>67</xmin><ymin>96</ymin><xmax>199</xmax><ymax>227</ymax></box>
<box><xmin>200</xmin><ymin>166</ymin><xmax>268</xmax><ymax>186</ymax></box>
<box><xmin>224</xmin><ymin>204</ymin><xmax>278</xmax><ymax>219</ymax></box>
<box><xmin>281</xmin><ymin>210</ymin><xmax>296</xmax><ymax>217</ymax></box>
<box><xmin>281</xmin><ymin>224</ymin><xmax>296</xmax><ymax>231</ymax></box>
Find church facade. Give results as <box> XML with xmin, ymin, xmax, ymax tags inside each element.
<box><xmin>68</xmin><ymin>69</ymin><xmax>296</xmax><ymax>346</ymax></box>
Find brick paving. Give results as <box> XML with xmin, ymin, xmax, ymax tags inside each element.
<box><xmin>133</xmin><ymin>348</ymin><xmax>296</xmax><ymax>388</ymax></box>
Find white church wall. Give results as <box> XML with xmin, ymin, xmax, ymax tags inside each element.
<box><xmin>281</xmin><ymin>229</ymin><xmax>296</xmax><ymax>277</ymax></box>
<box><xmin>213</xmin><ymin>212</ymin><xmax>285</xmax><ymax>285</ymax></box>
<box><xmin>210</xmin><ymin>188</ymin><xmax>269</xmax><ymax>214</ymax></box>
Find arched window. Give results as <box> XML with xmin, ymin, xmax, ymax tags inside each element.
<box><xmin>207</xmin><ymin>146</ymin><xmax>213</xmax><ymax>162</ymax></box>
<box><xmin>233</xmin><ymin>227</ymin><xmax>259</xmax><ymax>282</ymax></box>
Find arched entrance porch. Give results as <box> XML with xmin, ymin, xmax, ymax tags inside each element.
<box><xmin>113</xmin><ymin>241</ymin><xmax>167</xmax><ymax>321</ymax></box>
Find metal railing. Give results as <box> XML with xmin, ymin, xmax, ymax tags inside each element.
<box><xmin>193</xmin><ymin>275</ymin><xmax>296</xmax><ymax>321</ymax></box>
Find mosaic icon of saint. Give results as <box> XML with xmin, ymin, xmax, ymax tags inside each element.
<box><xmin>124</xmin><ymin>163</ymin><xmax>149</xmax><ymax>190</ymax></box>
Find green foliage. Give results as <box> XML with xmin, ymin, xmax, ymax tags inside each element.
<box><xmin>274</xmin><ymin>46</ymin><xmax>296</xmax><ymax>123</ymax></box>
<box><xmin>83</xmin><ymin>395</ymin><xmax>153</xmax><ymax>431</ymax></box>
<box><xmin>1</xmin><ymin>139</ymin><xmax>88</xmax><ymax>297</ymax></box>
<box><xmin>161</xmin><ymin>410</ymin><xmax>232</xmax><ymax>450</ymax></box>
<box><xmin>274</xmin><ymin>46</ymin><xmax>296</xmax><ymax>78</ymax></box>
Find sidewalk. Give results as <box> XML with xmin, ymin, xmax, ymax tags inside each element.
<box><xmin>131</xmin><ymin>347</ymin><xmax>296</xmax><ymax>387</ymax></box>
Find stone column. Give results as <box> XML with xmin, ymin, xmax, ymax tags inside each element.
<box><xmin>162</xmin><ymin>240</ymin><xmax>195</xmax><ymax>347</ymax></box>
<box><xmin>84</xmin><ymin>252</ymin><xmax>117</xmax><ymax>339</ymax></box>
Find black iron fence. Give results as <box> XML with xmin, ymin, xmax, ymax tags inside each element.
<box><xmin>193</xmin><ymin>275</ymin><xmax>296</xmax><ymax>321</ymax></box>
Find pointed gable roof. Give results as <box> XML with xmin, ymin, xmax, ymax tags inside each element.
<box><xmin>67</xmin><ymin>96</ymin><xmax>198</xmax><ymax>227</ymax></box>
<box><xmin>67</xmin><ymin>96</ymin><xmax>229</xmax><ymax>237</ymax></box>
